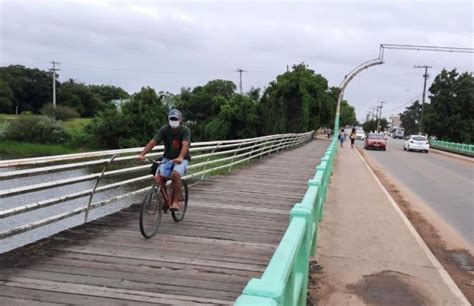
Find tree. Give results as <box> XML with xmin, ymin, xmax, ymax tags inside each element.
<box><xmin>175</xmin><ymin>80</ymin><xmax>237</xmax><ymax>140</ymax></box>
<box><xmin>0</xmin><ymin>79</ymin><xmax>13</xmax><ymax>113</ymax></box>
<box><xmin>399</xmin><ymin>100</ymin><xmax>422</xmax><ymax>136</ymax></box>
<box><xmin>205</xmin><ymin>95</ymin><xmax>259</xmax><ymax>140</ymax></box>
<box><xmin>423</xmin><ymin>69</ymin><xmax>474</xmax><ymax>143</ymax></box>
<box><xmin>246</xmin><ymin>87</ymin><xmax>261</xmax><ymax>101</ymax></box>
<box><xmin>89</xmin><ymin>84</ymin><xmax>130</xmax><ymax>104</ymax></box>
<box><xmin>58</xmin><ymin>79</ymin><xmax>105</xmax><ymax>117</ymax></box>
<box><xmin>362</xmin><ymin>118</ymin><xmax>388</xmax><ymax>133</ymax></box>
<box><xmin>340</xmin><ymin>100</ymin><xmax>357</xmax><ymax>127</ymax></box>
<box><xmin>0</xmin><ymin>65</ymin><xmax>52</xmax><ymax>113</ymax></box>
<box><xmin>259</xmin><ymin>63</ymin><xmax>333</xmax><ymax>135</ymax></box>
<box><xmin>87</xmin><ymin>87</ymin><xmax>167</xmax><ymax>148</ymax></box>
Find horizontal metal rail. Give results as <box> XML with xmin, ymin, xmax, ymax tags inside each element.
<box><xmin>0</xmin><ymin>132</ymin><xmax>314</xmax><ymax>241</ymax></box>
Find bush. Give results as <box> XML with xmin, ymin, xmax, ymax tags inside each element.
<box><xmin>40</xmin><ymin>103</ymin><xmax>80</xmax><ymax>120</ymax></box>
<box><xmin>3</xmin><ymin>114</ymin><xmax>71</xmax><ymax>144</ymax></box>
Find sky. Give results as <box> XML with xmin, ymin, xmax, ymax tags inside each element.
<box><xmin>0</xmin><ymin>0</ymin><xmax>473</xmax><ymax>122</ymax></box>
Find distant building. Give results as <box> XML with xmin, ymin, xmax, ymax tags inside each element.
<box><xmin>111</xmin><ymin>98</ymin><xmax>131</xmax><ymax>111</ymax></box>
<box><xmin>389</xmin><ymin>115</ymin><xmax>401</xmax><ymax>129</ymax></box>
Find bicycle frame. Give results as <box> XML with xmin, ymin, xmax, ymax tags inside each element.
<box><xmin>146</xmin><ymin>158</ymin><xmax>174</xmax><ymax>211</ymax></box>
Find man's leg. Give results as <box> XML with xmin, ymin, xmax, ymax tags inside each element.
<box><xmin>169</xmin><ymin>160</ymin><xmax>188</xmax><ymax>210</ymax></box>
<box><xmin>170</xmin><ymin>170</ymin><xmax>182</xmax><ymax>210</ymax></box>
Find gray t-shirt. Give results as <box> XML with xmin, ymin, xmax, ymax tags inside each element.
<box><xmin>153</xmin><ymin>125</ymin><xmax>191</xmax><ymax>161</ymax></box>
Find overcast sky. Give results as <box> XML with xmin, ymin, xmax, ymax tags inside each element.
<box><xmin>1</xmin><ymin>0</ymin><xmax>473</xmax><ymax>121</ymax></box>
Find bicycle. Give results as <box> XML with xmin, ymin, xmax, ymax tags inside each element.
<box><xmin>139</xmin><ymin>158</ymin><xmax>189</xmax><ymax>239</ymax></box>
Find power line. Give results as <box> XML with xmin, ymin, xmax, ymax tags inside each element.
<box><xmin>50</xmin><ymin>61</ymin><xmax>60</xmax><ymax>110</ymax></box>
<box><xmin>236</xmin><ymin>68</ymin><xmax>246</xmax><ymax>94</ymax></box>
<box><xmin>376</xmin><ymin>101</ymin><xmax>386</xmax><ymax>132</ymax></box>
<box><xmin>414</xmin><ymin>65</ymin><xmax>432</xmax><ymax>134</ymax></box>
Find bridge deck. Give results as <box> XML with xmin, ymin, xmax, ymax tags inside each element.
<box><xmin>0</xmin><ymin>139</ymin><xmax>328</xmax><ymax>305</ymax></box>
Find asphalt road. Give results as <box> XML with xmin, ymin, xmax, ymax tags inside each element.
<box><xmin>359</xmin><ymin>138</ymin><xmax>474</xmax><ymax>246</ymax></box>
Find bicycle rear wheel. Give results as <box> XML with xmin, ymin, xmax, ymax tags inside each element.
<box><xmin>139</xmin><ymin>186</ymin><xmax>163</xmax><ymax>238</ymax></box>
<box><xmin>171</xmin><ymin>180</ymin><xmax>188</xmax><ymax>222</ymax></box>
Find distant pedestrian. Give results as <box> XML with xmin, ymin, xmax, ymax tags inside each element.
<box><xmin>350</xmin><ymin>128</ymin><xmax>356</xmax><ymax>148</ymax></box>
<box><xmin>338</xmin><ymin>128</ymin><xmax>345</xmax><ymax>147</ymax></box>
<box><xmin>327</xmin><ymin>128</ymin><xmax>331</xmax><ymax>139</ymax></box>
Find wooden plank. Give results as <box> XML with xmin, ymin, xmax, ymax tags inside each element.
<box><xmin>0</xmin><ymin>285</ymin><xmax>154</xmax><ymax>306</ymax></box>
<box><xmin>0</xmin><ymin>278</ymin><xmax>234</xmax><ymax>305</ymax></box>
<box><xmin>0</xmin><ymin>139</ymin><xmax>329</xmax><ymax>304</ymax></box>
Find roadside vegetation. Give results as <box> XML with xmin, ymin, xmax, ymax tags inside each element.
<box><xmin>0</xmin><ymin>64</ymin><xmax>358</xmax><ymax>157</ymax></box>
<box><xmin>399</xmin><ymin>69</ymin><xmax>473</xmax><ymax>143</ymax></box>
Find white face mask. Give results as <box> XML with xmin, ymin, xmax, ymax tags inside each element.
<box><xmin>169</xmin><ymin>120</ymin><xmax>180</xmax><ymax>128</ymax></box>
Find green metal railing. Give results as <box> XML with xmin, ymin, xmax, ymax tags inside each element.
<box><xmin>430</xmin><ymin>140</ymin><xmax>474</xmax><ymax>156</ymax></box>
<box><xmin>235</xmin><ymin>136</ymin><xmax>339</xmax><ymax>306</ymax></box>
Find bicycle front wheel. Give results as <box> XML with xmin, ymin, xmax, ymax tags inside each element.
<box><xmin>139</xmin><ymin>186</ymin><xmax>163</xmax><ymax>239</ymax></box>
<box><xmin>171</xmin><ymin>180</ymin><xmax>188</xmax><ymax>222</ymax></box>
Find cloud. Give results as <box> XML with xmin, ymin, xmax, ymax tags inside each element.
<box><xmin>0</xmin><ymin>0</ymin><xmax>472</xmax><ymax>121</ymax></box>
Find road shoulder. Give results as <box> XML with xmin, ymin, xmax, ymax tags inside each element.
<box><xmin>308</xmin><ymin>145</ymin><xmax>470</xmax><ymax>305</ymax></box>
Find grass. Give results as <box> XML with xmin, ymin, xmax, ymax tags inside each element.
<box><xmin>63</xmin><ymin>118</ymin><xmax>93</xmax><ymax>134</ymax></box>
<box><xmin>0</xmin><ymin>114</ymin><xmax>95</xmax><ymax>158</ymax></box>
<box><xmin>0</xmin><ymin>140</ymin><xmax>82</xmax><ymax>157</ymax></box>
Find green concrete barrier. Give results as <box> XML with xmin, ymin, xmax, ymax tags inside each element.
<box><xmin>234</xmin><ymin>137</ymin><xmax>339</xmax><ymax>306</ymax></box>
<box><xmin>430</xmin><ymin>140</ymin><xmax>474</xmax><ymax>156</ymax></box>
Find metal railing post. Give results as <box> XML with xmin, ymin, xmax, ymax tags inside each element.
<box><xmin>228</xmin><ymin>142</ymin><xmax>244</xmax><ymax>172</ymax></box>
<box><xmin>200</xmin><ymin>142</ymin><xmax>221</xmax><ymax>180</ymax></box>
<box><xmin>84</xmin><ymin>154</ymin><xmax>119</xmax><ymax>223</ymax></box>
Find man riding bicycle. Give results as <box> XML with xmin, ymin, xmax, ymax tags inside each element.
<box><xmin>137</xmin><ymin>109</ymin><xmax>191</xmax><ymax>211</ymax></box>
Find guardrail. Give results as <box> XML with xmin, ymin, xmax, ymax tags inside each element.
<box><xmin>430</xmin><ymin>140</ymin><xmax>474</xmax><ymax>156</ymax></box>
<box><xmin>235</xmin><ymin>136</ymin><xmax>338</xmax><ymax>306</ymax></box>
<box><xmin>0</xmin><ymin>132</ymin><xmax>313</xmax><ymax>247</ymax></box>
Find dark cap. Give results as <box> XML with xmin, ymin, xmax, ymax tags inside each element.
<box><xmin>168</xmin><ymin>109</ymin><xmax>182</xmax><ymax>120</ymax></box>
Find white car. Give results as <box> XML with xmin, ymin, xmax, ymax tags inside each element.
<box><xmin>404</xmin><ymin>135</ymin><xmax>429</xmax><ymax>153</ymax></box>
<box><xmin>355</xmin><ymin>129</ymin><xmax>365</xmax><ymax>140</ymax></box>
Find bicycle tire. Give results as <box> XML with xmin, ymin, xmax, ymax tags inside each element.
<box><xmin>171</xmin><ymin>180</ymin><xmax>188</xmax><ymax>222</ymax></box>
<box><xmin>139</xmin><ymin>186</ymin><xmax>163</xmax><ymax>239</ymax></box>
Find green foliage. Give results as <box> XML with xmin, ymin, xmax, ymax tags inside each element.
<box><xmin>40</xmin><ymin>103</ymin><xmax>80</xmax><ymax>120</ymax></box>
<box><xmin>259</xmin><ymin>64</ymin><xmax>333</xmax><ymax>134</ymax></box>
<box><xmin>205</xmin><ymin>95</ymin><xmax>259</xmax><ymax>140</ymax></box>
<box><xmin>399</xmin><ymin>100</ymin><xmax>422</xmax><ymax>136</ymax></box>
<box><xmin>340</xmin><ymin>100</ymin><xmax>357</xmax><ymax>127</ymax></box>
<box><xmin>88</xmin><ymin>84</ymin><xmax>130</xmax><ymax>103</ymax></box>
<box><xmin>0</xmin><ymin>65</ymin><xmax>52</xmax><ymax>113</ymax></box>
<box><xmin>58</xmin><ymin>79</ymin><xmax>104</xmax><ymax>117</ymax></box>
<box><xmin>0</xmin><ymin>79</ymin><xmax>14</xmax><ymax>113</ymax></box>
<box><xmin>362</xmin><ymin>118</ymin><xmax>388</xmax><ymax>133</ymax></box>
<box><xmin>2</xmin><ymin>114</ymin><xmax>70</xmax><ymax>144</ymax></box>
<box><xmin>0</xmin><ymin>140</ymin><xmax>80</xmax><ymax>157</ymax></box>
<box><xmin>175</xmin><ymin>80</ymin><xmax>237</xmax><ymax>140</ymax></box>
<box><xmin>424</xmin><ymin>69</ymin><xmax>474</xmax><ymax>143</ymax></box>
<box><xmin>246</xmin><ymin>87</ymin><xmax>261</xmax><ymax>101</ymax></box>
<box><xmin>87</xmin><ymin>87</ymin><xmax>167</xmax><ymax>148</ymax></box>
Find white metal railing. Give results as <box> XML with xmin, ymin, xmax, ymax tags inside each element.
<box><xmin>0</xmin><ymin>132</ymin><xmax>314</xmax><ymax>242</ymax></box>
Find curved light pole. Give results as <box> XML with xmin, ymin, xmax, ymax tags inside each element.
<box><xmin>334</xmin><ymin>58</ymin><xmax>384</xmax><ymax>132</ymax></box>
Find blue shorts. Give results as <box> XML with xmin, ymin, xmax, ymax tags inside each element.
<box><xmin>158</xmin><ymin>158</ymin><xmax>188</xmax><ymax>177</ymax></box>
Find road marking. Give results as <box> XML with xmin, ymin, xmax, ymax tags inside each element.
<box><xmin>354</xmin><ymin>147</ymin><xmax>470</xmax><ymax>306</ymax></box>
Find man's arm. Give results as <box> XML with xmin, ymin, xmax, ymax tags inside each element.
<box><xmin>172</xmin><ymin>140</ymin><xmax>190</xmax><ymax>164</ymax></box>
<box><xmin>137</xmin><ymin>139</ymin><xmax>157</xmax><ymax>161</ymax></box>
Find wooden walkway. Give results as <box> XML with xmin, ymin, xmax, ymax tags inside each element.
<box><xmin>0</xmin><ymin>139</ymin><xmax>329</xmax><ymax>305</ymax></box>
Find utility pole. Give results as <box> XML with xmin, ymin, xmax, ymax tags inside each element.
<box><xmin>236</xmin><ymin>68</ymin><xmax>246</xmax><ymax>94</ymax></box>
<box><xmin>414</xmin><ymin>65</ymin><xmax>431</xmax><ymax>134</ymax></box>
<box><xmin>376</xmin><ymin>101</ymin><xmax>386</xmax><ymax>132</ymax></box>
<box><xmin>50</xmin><ymin>61</ymin><xmax>60</xmax><ymax>109</ymax></box>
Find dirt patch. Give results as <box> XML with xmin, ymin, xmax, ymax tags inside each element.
<box><xmin>347</xmin><ymin>270</ymin><xmax>432</xmax><ymax>305</ymax></box>
<box><xmin>359</xmin><ymin>148</ymin><xmax>474</xmax><ymax>303</ymax></box>
<box><xmin>307</xmin><ymin>259</ymin><xmax>334</xmax><ymax>306</ymax></box>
